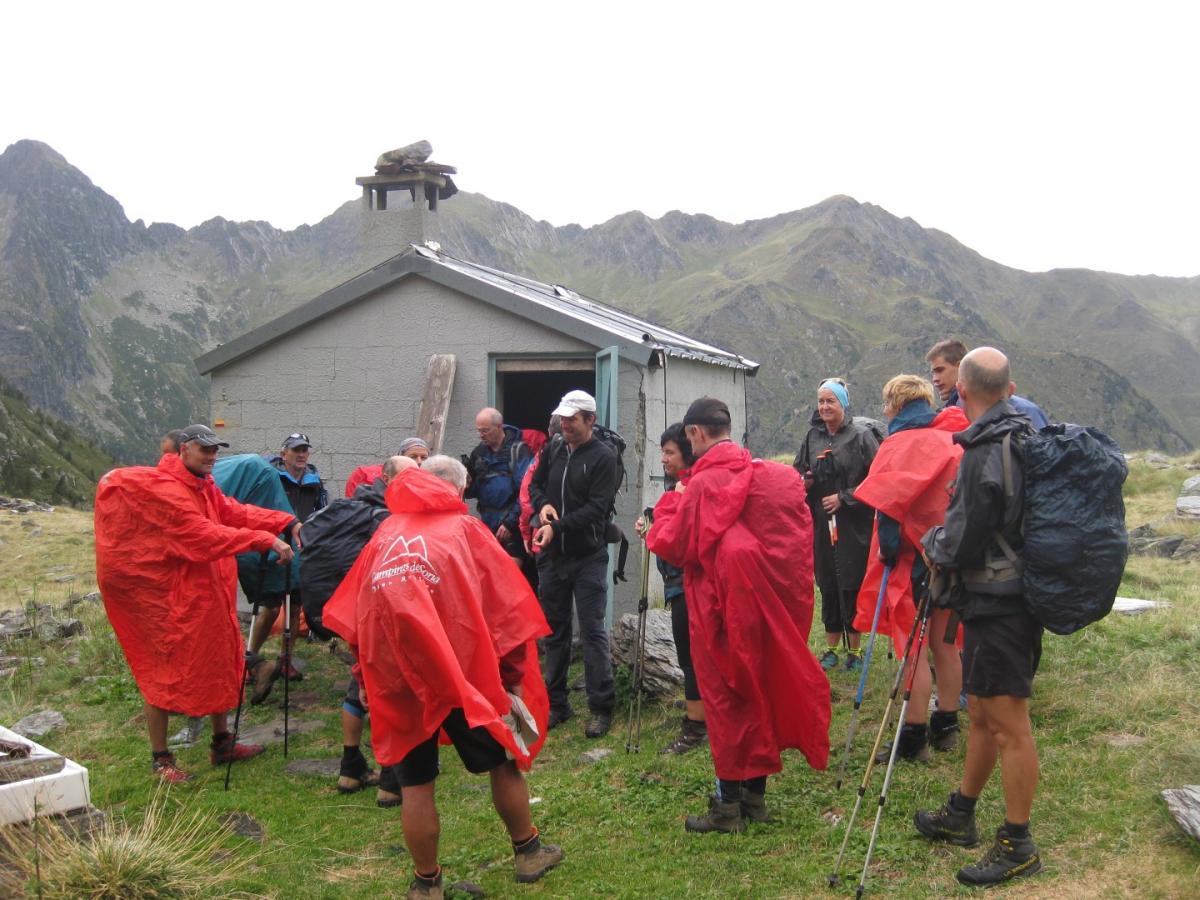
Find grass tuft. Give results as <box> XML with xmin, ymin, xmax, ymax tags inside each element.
<box><xmin>0</xmin><ymin>788</ymin><xmax>250</xmax><ymax>898</ymax></box>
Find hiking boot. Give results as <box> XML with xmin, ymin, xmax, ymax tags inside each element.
<box><xmin>514</xmin><ymin>833</ymin><xmax>564</xmax><ymax>883</ymax></box>
<box><xmin>875</xmin><ymin>723</ymin><xmax>931</xmax><ymax>764</ymax></box>
<box><xmin>337</xmin><ymin>749</ymin><xmax>378</xmax><ymax>794</ymax></box>
<box><xmin>819</xmin><ymin>650</ymin><xmax>839</xmax><ymax>671</ymax></box>
<box><xmin>930</xmin><ymin>710</ymin><xmax>961</xmax><ymax>752</ymax></box>
<box><xmin>740</xmin><ymin>790</ymin><xmax>772</xmax><ymax>824</ymax></box>
<box><xmin>151</xmin><ymin>754</ymin><xmax>193</xmax><ymax>784</ymax></box>
<box><xmin>914</xmin><ymin>793</ymin><xmax>980</xmax><ymax>847</ymax></box>
<box><xmin>661</xmin><ymin>716</ymin><xmax>707</xmax><ymax>755</ymax></box>
<box><xmin>685</xmin><ymin>796</ymin><xmax>746</xmax><ymax>834</ymax></box>
<box><xmin>406</xmin><ymin>869</ymin><xmax>443</xmax><ymax>899</ymax></box>
<box><xmin>956</xmin><ymin>825</ymin><xmax>1043</xmax><ymax>886</ymax></box>
<box><xmin>249</xmin><ymin>656</ymin><xmax>281</xmax><ymax>706</ymax></box>
<box><xmin>210</xmin><ymin>732</ymin><xmax>266</xmax><ymax>766</ymax></box>
<box><xmin>547</xmin><ymin>707</ymin><xmax>573</xmax><ymax>730</ymax></box>
<box><xmin>844</xmin><ymin>649</ymin><xmax>864</xmax><ymax>673</ymax></box>
<box><xmin>584</xmin><ymin>711</ymin><xmax>612</xmax><ymax>738</ymax></box>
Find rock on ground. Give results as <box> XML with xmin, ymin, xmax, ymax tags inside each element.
<box><xmin>220</xmin><ymin>811</ymin><xmax>265</xmax><ymax>842</ymax></box>
<box><xmin>612</xmin><ymin>609</ymin><xmax>683</xmax><ymax>695</ymax></box>
<box><xmin>284</xmin><ymin>758</ymin><xmax>341</xmax><ymax>777</ymax></box>
<box><xmin>1177</xmin><ymin>495</ymin><xmax>1200</xmax><ymax>519</ymax></box>
<box><xmin>1112</xmin><ymin>597</ymin><xmax>1172</xmax><ymax>615</ymax></box>
<box><xmin>1161</xmin><ymin>786</ymin><xmax>1200</xmax><ymax>842</ymax></box>
<box><xmin>236</xmin><ymin>717</ymin><xmax>324</xmax><ymax>746</ymax></box>
<box><xmin>580</xmin><ymin>748</ymin><xmax>614</xmax><ymax>765</ymax></box>
<box><xmin>11</xmin><ymin>709</ymin><xmax>66</xmax><ymax>739</ymax></box>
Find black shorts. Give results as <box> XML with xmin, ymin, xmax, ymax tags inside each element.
<box><xmin>256</xmin><ymin>590</ymin><xmax>300</xmax><ymax>612</ymax></box>
<box><xmin>397</xmin><ymin>708</ymin><xmax>509</xmax><ymax>786</ymax></box>
<box><xmin>962</xmin><ymin>608</ymin><xmax>1043</xmax><ymax>698</ymax></box>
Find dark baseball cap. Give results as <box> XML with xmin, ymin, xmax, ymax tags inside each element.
<box><xmin>178</xmin><ymin>424</ymin><xmax>230</xmax><ymax>448</ymax></box>
<box><xmin>282</xmin><ymin>432</ymin><xmax>312</xmax><ymax>450</ymax></box>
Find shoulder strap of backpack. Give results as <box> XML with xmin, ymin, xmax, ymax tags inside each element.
<box><xmin>1001</xmin><ymin>432</ymin><xmax>1014</xmax><ymax>499</ymax></box>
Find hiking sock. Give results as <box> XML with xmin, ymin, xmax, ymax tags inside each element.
<box><xmin>152</xmin><ymin>749</ymin><xmax>173</xmax><ymax>763</ymax></box>
<box><xmin>342</xmin><ymin>745</ymin><xmax>364</xmax><ymax>762</ymax></box>
<box><xmin>743</xmin><ymin>776</ymin><xmax>767</xmax><ymax>795</ymax></box>
<box><xmin>211</xmin><ymin>731</ymin><xmax>232</xmax><ymax>747</ymax></box>
<box><xmin>717</xmin><ymin>779</ymin><xmax>743</xmax><ymax>802</ymax></box>
<box><xmin>1004</xmin><ymin>820</ymin><xmax>1031</xmax><ymax>839</ymax></box>
<box><xmin>951</xmin><ymin>791</ymin><xmax>978</xmax><ymax>814</ymax></box>
<box><xmin>513</xmin><ymin>828</ymin><xmax>539</xmax><ymax>852</ymax></box>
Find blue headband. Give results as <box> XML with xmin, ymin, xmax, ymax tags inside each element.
<box><xmin>819</xmin><ymin>380</ymin><xmax>849</xmax><ymax>410</ymax></box>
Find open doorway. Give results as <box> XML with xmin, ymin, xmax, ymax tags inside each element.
<box><xmin>494</xmin><ymin>358</ymin><xmax>596</xmax><ymax>431</ymax></box>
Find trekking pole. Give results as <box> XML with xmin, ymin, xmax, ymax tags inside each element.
<box><xmin>625</xmin><ymin>509</ymin><xmax>653</xmax><ymax>753</ymax></box>
<box><xmin>835</xmin><ymin>564</ymin><xmax>891</xmax><ymax>790</ymax></box>
<box><xmin>827</xmin><ymin>585</ymin><xmax>930</xmax><ymax>886</ymax></box>
<box><xmin>226</xmin><ymin>551</ymin><xmax>268</xmax><ymax>791</ymax></box>
<box><xmin>282</xmin><ymin>545</ymin><xmax>293</xmax><ymax>758</ymax></box>
<box><xmin>854</xmin><ymin>588</ymin><xmax>935</xmax><ymax>898</ymax></box>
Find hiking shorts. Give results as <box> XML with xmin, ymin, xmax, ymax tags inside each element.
<box><xmin>396</xmin><ymin>708</ymin><xmax>508</xmax><ymax>786</ymax></box>
<box><xmin>257</xmin><ymin>589</ymin><xmax>301</xmax><ymax>612</ymax></box>
<box><xmin>962</xmin><ymin>607</ymin><xmax>1043</xmax><ymax>698</ymax></box>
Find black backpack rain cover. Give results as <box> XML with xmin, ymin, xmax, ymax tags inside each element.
<box><xmin>1021</xmin><ymin>424</ymin><xmax>1129</xmax><ymax>635</ymax></box>
<box><xmin>300</xmin><ymin>497</ymin><xmax>389</xmax><ymax>640</ymax></box>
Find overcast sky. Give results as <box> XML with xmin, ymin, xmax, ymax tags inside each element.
<box><xmin>4</xmin><ymin>1</ymin><xmax>1198</xmax><ymax>277</ymax></box>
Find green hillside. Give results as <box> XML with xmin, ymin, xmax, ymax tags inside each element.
<box><xmin>0</xmin><ymin>377</ymin><xmax>112</xmax><ymax>505</ymax></box>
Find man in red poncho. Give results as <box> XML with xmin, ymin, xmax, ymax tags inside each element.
<box><xmin>95</xmin><ymin>424</ymin><xmax>301</xmax><ymax>784</ymax></box>
<box><xmin>647</xmin><ymin>397</ymin><xmax>831</xmax><ymax>834</ymax></box>
<box><xmin>323</xmin><ymin>455</ymin><xmax>563</xmax><ymax>898</ymax></box>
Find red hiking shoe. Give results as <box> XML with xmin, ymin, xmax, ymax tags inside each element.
<box><xmin>152</xmin><ymin>754</ymin><xmax>194</xmax><ymax>784</ymax></box>
<box><xmin>210</xmin><ymin>732</ymin><xmax>266</xmax><ymax>766</ymax></box>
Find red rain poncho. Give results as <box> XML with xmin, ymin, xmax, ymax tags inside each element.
<box><xmin>647</xmin><ymin>441</ymin><xmax>831</xmax><ymax>778</ymax></box>
<box><xmin>323</xmin><ymin>468</ymin><xmax>551</xmax><ymax>769</ymax></box>
<box><xmin>345</xmin><ymin>464</ymin><xmax>384</xmax><ymax>498</ymax></box>
<box><xmin>94</xmin><ymin>454</ymin><xmax>295</xmax><ymax>715</ymax></box>
<box><xmin>852</xmin><ymin>407</ymin><xmax>968</xmax><ymax>649</ymax></box>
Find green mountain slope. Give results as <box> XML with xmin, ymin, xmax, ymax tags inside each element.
<box><xmin>0</xmin><ymin>377</ymin><xmax>113</xmax><ymax>505</ymax></box>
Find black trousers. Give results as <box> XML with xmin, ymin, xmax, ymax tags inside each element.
<box><xmin>537</xmin><ymin>548</ymin><xmax>615</xmax><ymax>714</ymax></box>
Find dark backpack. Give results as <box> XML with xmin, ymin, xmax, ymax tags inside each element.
<box><xmin>994</xmin><ymin>424</ymin><xmax>1129</xmax><ymax>635</ymax></box>
<box><xmin>299</xmin><ymin>494</ymin><xmax>390</xmax><ymax>640</ymax></box>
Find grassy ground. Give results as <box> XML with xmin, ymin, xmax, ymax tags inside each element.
<box><xmin>0</xmin><ymin>459</ymin><xmax>1198</xmax><ymax>897</ymax></box>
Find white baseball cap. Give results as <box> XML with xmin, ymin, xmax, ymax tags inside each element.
<box><xmin>552</xmin><ymin>390</ymin><xmax>598</xmax><ymax>417</ymax></box>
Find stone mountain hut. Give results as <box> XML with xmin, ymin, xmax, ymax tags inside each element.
<box><xmin>194</xmin><ymin>150</ymin><xmax>758</xmax><ymax>617</ymax></box>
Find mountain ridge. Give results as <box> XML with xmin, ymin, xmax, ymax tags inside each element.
<box><xmin>1</xmin><ymin>138</ymin><xmax>1197</xmax><ymax>462</ymax></box>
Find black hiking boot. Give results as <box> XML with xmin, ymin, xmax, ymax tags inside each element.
<box><xmin>930</xmin><ymin>710</ymin><xmax>961</xmax><ymax>752</ymax></box>
<box><xmin>547</xmin><ymin>707</ymin><xmax>573</xmax><ymax>730</ymax></box>
<box><xmin>685</xmin><ymin>795</ymin><xmax>746</xmax><ymax>834</ymax></box>
<box><xmin>875</xmin><ymin>722</ymin><xmax>931</xmax><ymax>764</ymax></box>
<box><xmin>661</xmin><ymin>716</ymin><xmax>707</xmax><ymax>755</ymax></box>
<box><xmin>740</xmin><ymin>790</ymin><xmax>772</xmax><ymax>824</ymax></box>
<box><xmin>584</xmin><ymin>711</ymin><xmax>612</xmax><ymax>738</ymax></box>
<box><xmin>956</xmin><ymin>825</ymin><xmax>1043</xmax><ymax>886</ymax></box>
<box><xmin>914</xmin><ymin>792</ymin><xmax>980</xmax><ymax>847</ymax></box>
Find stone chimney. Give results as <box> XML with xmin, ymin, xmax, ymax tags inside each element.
<box><xmin>356</xmin><ymin>140</ymin><xmax>458</xmax><ymax>249</ymax></box>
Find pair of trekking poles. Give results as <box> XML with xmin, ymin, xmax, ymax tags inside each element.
<box><xmin>828</xmin><ymin>563</ymin><xmax>936</xmax><ymax>897</ymax></box>
<box><xmin>225</xmin><ymin>540</ymin><xmax>296</xmax><ymax>791</ymax></box>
